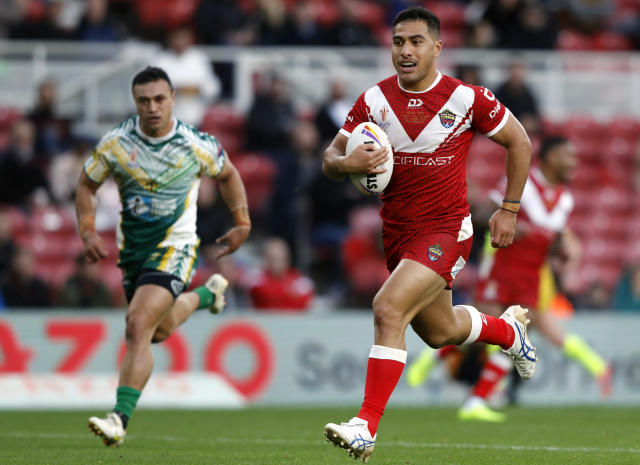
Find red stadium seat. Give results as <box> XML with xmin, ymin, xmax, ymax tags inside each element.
<box><xmin>135</xmin><ymin>0</ymin><xmax>169</xmax><ymax>27</ymax></box>
<box><xmin>353</xmin><ymin>1</ymin><xmax>386</xmax><ymax>29</ymax></box>
<box><xmin>430</xmin><ymin>2</ymin><xmax>465</xmax><ymax>28</ymax></box>
<box><xmin>0</xmin><ymin>106</ymin><xmax>22</xmax><ymax>131</ymax></box>
<box><xmin>201</xmin><ymin>104</ymin><xmax>245</xmax><ymax>134</ymax></box>
<box><xmin>556</xmin><ymin>30</ymin><xmax>594</xmax><ymax>51</ymax></box>
<box><xmin>594</xmin><ymin>32</ymin><xmax>633</xmax><ymax>51</ymax></box>
<box><xmin>233</xmin><ymin>152</ymin><xmax>277</xmax><ymax>214</ymax></box>
<box><xmin>165</xmin><ymin>0</ymin><xmax>199</xmax><ymax>28</ymax></box>
<box><xmin>564</xmin><ymin>116</ymin><xmax>602</xmax><ymax>140</ymax></box>
<box><xmin>604</xmin><ymin>116</ymin><xmax>640</xmax><ymax>142</ymax></box>
<box><xmin>312</xmin><ymin>0</ymin><xmax>339</xmax><ymax>27</ymax></box>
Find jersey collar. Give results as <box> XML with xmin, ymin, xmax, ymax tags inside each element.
<box><xmin>397</xmin><ymin>71</ymin><xmax>442</xmax><ymax>94</ymax></box>
<box><xmin>135</xmin><ymin>116</ymin><xmax>177</xmax><ymax>143</ymax></box>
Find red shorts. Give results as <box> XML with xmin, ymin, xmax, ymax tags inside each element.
<box><xmin>382</xmin><ymin>225</ymin><xmax>473</xmax><ymax>288</ymax></box>
<box><xmin>474</xmin><ymin>271</ymin><xmax>540</xmax><ymax>309</ymax></box>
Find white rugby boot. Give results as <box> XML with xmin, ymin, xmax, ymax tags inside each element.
<box><xmin>205</xmin><ymin>273</ymin><xmax>228</xmax><ymax>314</ymax></box>
<box><xmin>88</xmin><ymin>412</ymin><xmax>126</xmax><ymax>447</ymax></box>
<box><xmin>324</xmin><ymin>417</ymin><xmax>376</xmax><ymax>463</ymax></box>
<box><xmin>499</xmin><ymin>305</ymin><xmax>537</xmax><ymax>379</ymax></box>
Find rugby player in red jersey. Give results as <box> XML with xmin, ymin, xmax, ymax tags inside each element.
<box><xmin>321</xmin><ymin>7</ymin><xmax>534</xmax><ymax>461</ymax></box>
<box><xmin>408</xmin><ymin>137</ymin><xmax>612</xmax><ymax>422</ymax></box>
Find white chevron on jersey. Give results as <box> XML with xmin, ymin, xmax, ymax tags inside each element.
<box><xmin>490</xmin><ymin>168</ymin><xmax>574</xmax><ymax>232</ymax></box>
<box><xmin>343</xmin><ymin>78</ymin><xmax>477</xmax><ymax>154</ymax></box>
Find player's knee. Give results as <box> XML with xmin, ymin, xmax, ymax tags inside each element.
<box><xmin>372</xmin><ymin>296</ymin><xmax>403</xmax><ymax>333</ymax></box>
<box><xmin>124</xmin><ymin>313</ymin><xmax>153</xmax><ymax>345</ymax></box>
<box><xmin>425</xmin><ymin>332</ymin><xmax>454</xmax><ymax>349</ymax></box>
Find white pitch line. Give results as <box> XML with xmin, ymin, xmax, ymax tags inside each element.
<box><xmin>3</xmin><ymin>432</ymin><xmax>640</xmax><ymax>455</ymax></box>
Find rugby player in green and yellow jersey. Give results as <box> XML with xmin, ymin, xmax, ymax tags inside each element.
<box><xmin>77</xmin><ymin>67</ymin><xmax>251</xmax><ymax>446</ymax></box>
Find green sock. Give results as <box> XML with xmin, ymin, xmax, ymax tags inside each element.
<box><xmin>563</xmin><ymin>333</ymin><xmax>606</xmax><ymax>378</ymax></box>
<box><xmin>113</xmin><ymin>386</ymin><xmax>141</xmax><ymax>419</ymax></box>
<box><xmin>194</xmin><ymin>286</ymin><xmax>214</xmax><ymax>310</ymax></box>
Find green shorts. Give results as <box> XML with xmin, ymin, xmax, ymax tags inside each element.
<box><xmin>120</xmin><ymin>244</ymin><xmax>199</xmax><ymax>302</ymax></box>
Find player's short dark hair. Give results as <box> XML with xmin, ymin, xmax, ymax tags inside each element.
<box><xmin>392</xmin><ymin>7</ymin><xmax>440</xmax><ymax>39</ymax></box>
<box><xmin>131</xmin><ymin>66</ymin><xmax>173</xmax><ymax>91</ymax></box>
<box><xmin>538</xmin><ymin>136</ymin><xmax>568</xmax><ymax>161</ymax></box>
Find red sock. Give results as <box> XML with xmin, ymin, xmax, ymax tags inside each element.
<box><xmin>459</xmin><ymin>304</ymin><xmax>514</xmax><ymax>350</ymax></box>
<box><xmin>472</xmin><ymin>356</ymin><xmax>510</xmax><ymax>399</ymax></box>
<box><xmin>357</xmin><ymin>345</ymin><xmax>406</xmax><ymax>437</ymax></box>
<box><xmin>476</xmin><ymin>314</ymin><xmax>514</xmax><ymax>349</ymax></box>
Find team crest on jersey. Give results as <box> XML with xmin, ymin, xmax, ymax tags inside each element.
<box><xmin>428</xmin><ymin>244</ymin><xmax>443</xmax><ymax>262</ymax></box>
<box><xmin>439</xmin><ymin>109</ymin><xmax>456</xmax><ymax>128</ymax></box>
<box><xmin>127</xmin><ymin>149</ymin><xmax>139</xmax><ymax>168</ymax></box>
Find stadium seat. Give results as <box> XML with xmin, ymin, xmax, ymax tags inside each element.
<box><xmin>0</xmin><ymin>106</ymin><xmax>21</xmax><ymax>131</ymax></box>
<box><xmin>353</xmin><ymin>1</ymin><xmax>386</xmax><ymax>29</ymax></box>
<box><xmin>604</xmin><ymin>116</ymin><xmax>640</xmax><ymax>142</ymax></box>
<box><xmin>564</xmin><ymin>116</ymin><xmax>602</xmax><ymax>140</ymax></box>
<box><xmin>165</xmin><ymin>0</ymin><xmax>199</xmax><ymax>28</ymax></box>
<box><xmin>556</xmin><ymin>30</ymin><xmax>594</xmax><ymax>51</ymax></box>
<box><xmin>135</xmin><ymin>0</ymin><xmax>168</xmax><ymax>27</ymax></box>
<box><xmin>430</xmin><ymin>2</ymin><xmax>465</xmax><ymax>28</ymax></box>
<box><xmin>594</xmin><ymin>32</ymin><xmax>633</xmax><ymax>51</ymax></box>
<box><xmin>311</xmin><ymin>0</ymin><xmax>339</xmax><ymax>27</ymax></box>
<box><xmin>201</xmin><ymin>104</ymin><xmax>245</xmax><ymax>134</ymax></box>
<box><xmin>233</xmin><ymin>152</ymin><xmax>277</xmax><ymax>214</ymax></box>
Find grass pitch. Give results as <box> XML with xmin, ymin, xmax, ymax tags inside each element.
<box><xmin>0</xmin><ymin>406</ymin><xmax>637</xmax><ymax>465</ymax></box>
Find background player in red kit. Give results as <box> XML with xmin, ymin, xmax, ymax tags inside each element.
<box><xmin>322</xmin><ymin>7</ymin><xmax>535</xmax><ymax>462</ymax></box>
<box><xmin>408</xmin><ymin>137</ymin><xmax>612</xmax><ymax>422</ymax></box>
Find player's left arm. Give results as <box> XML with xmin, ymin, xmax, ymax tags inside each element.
<box><xmin>487</xmin><ymin>113</ymin><xmax>532</xmax><ymax>248</ymax></box>
<box><xmin>213</xmin><ymin>155</ymin><xmax>251</xmax><ymax>258</ymax></box>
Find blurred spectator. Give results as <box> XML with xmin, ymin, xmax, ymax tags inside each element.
<box><xmin>74</xmin><ymin>0</ymin><xmax>122</xmax><ymax>42</ymax></box>
<box><xmin>495</xmin><ymin>60</ymin><xmax>541</xmax><ymax>135</ymax></box>
<box><xmin>48</xmin><ymin>136</ymin><xmax>92</xmax><ymax>205</ymax></box>
<box><xmin>266</xmin><ymin>120</ymin><xmax>320</xmax><ymax>259</ymax></box>
<box><xmin>9</xmin><ymin>0</ymin><xmax>71</xmax><ymax>40</ymax></box>
<box><xmin>280</xmin><ymin>0</ymin><xmax>327</xmax><ymax>45</ymax></box>
<box><xmin>0</xmin><ymin>119</ymin><xmax>50</xmax><ymax>207</ymax></box>
<box><xmin>315</xmin><ymin>78</ymin><xmax>352</xmax><ymax>145</ymax></box>
<box><xmin>612</xmin><ymin>265</ymin><xmax>640</xmax><ymax>311</ymax></box>
<box><xmin>465</xmin><ymin>20</ymin><xmax>497</xmax><ymax>48</ymax></box>
<box><xmin>455</xmin><ymin>63</ymin><xmax>483</xmax><ymax>86</ymax></box>
<box><xmin>326</xmin><ymin>0</ymin><xmax>379</xmax><ymax>46</ymax></box>
<box><xmin>154</xmin><ymin>26</ymin><xmax>221</xmax><ymax>127</ymax></box>
<box><xmin>576</xmin><ymin>280</ymin><xmax>611</xmax><ymax>310</ymax></box>
<box><xmin>0</xmin><ymin>210</ymin><xmax>18</xmax><ymax>280</ymax></box>
<box><xmin>56</xmin><ymin>255</ymin><xmax>112</xmax><ymax>308</ymax></box>
<box><xmin>482</xmin><ymin>0</ymin><xmax>524</xmax><ymax>46</ymax></box>
<box><xmin>27</xmin><ymin>79</ymin><xmax>72</xmax><ymax>158</ymax></box>
<box><xmin>341</xmin><ymin>206</ymin><xmax>388</xmax><ymax>307</ymax></box>
<box><xmin>246</xmin><ymin>237</ymin><xmax>314</xmax><ymax>310</ymax></box>
<box><xmin>308</xmin><ymin>164</ymin><xmax>374</xmax><ymax>296</ymax></box>
<box><xmin>194</xmin><ymin>0</ymin><xmax>257</xmax><ymax>46</ymax></box>
<box><xmin>506</xmin><ymin>1</ymin><xmax>558</xmax><ymax>49</ymax></box>
<box><xmin>255</xmin><ymin>0</ymin><xmax>288</xmax><ymax>45</ymax></box>
<box><xmin>0</xmin><ymin>0</ymin><xmax>23</xmax><ymax>38</ymax></box>
<box><xmin>196</xmin><ymin>177</ymin><xmax>234</xmax><ymax>248</ymax></box>
<box><xmin>555</xmin><ymin>0</ymin><xmax>614</xmax><ymax>34</ymax></box>
<box><xmin>246</xmin><ymin>72</ymin><xmax>295</xmax><ymax>153</ymax></box>
<box><xmin>0</xmin><ymin>247</ymin><xmax>51</xmax><ymax>308</ymax></box>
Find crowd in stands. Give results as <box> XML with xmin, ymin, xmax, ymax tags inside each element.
<box><xmin>1</xmin><ymin>0</ymin><xmax>638</xmax><ymax>50</ymax></box>
<box><xmin>0</xmin><ymin>0</ymin><xmax>639</xmax><ymax>312</ymax></box>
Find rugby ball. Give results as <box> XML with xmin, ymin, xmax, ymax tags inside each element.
<box><xmin>346</xmin><ymin>122</ymin><xmax>393</xmax><ymax>195</ymax></box>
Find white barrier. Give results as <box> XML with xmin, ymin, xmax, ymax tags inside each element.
<box><xmin>0</xmin><ymin>312</ymin><xmax>637</xmax><ymax>408</ymax></box>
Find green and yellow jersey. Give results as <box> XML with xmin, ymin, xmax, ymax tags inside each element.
<box><xmin>83</xmin><ymin>116</ymin><xmax>225</xmax><ymax>289</ymax></box>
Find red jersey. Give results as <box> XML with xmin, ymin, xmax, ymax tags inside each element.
<box><xmin>483</xmin><ymin>168</ymin><xmax>574</xmax><ymax>280</ymax></box>
<box><xmin>341</xmin><ymin>72</ymin><xmax>509</xmax><ymax>232</ymax></box>
<box><xmin>248</xmin><ymin>269</ymin><xmax>315</xmax><ymax>311</ymax></box>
